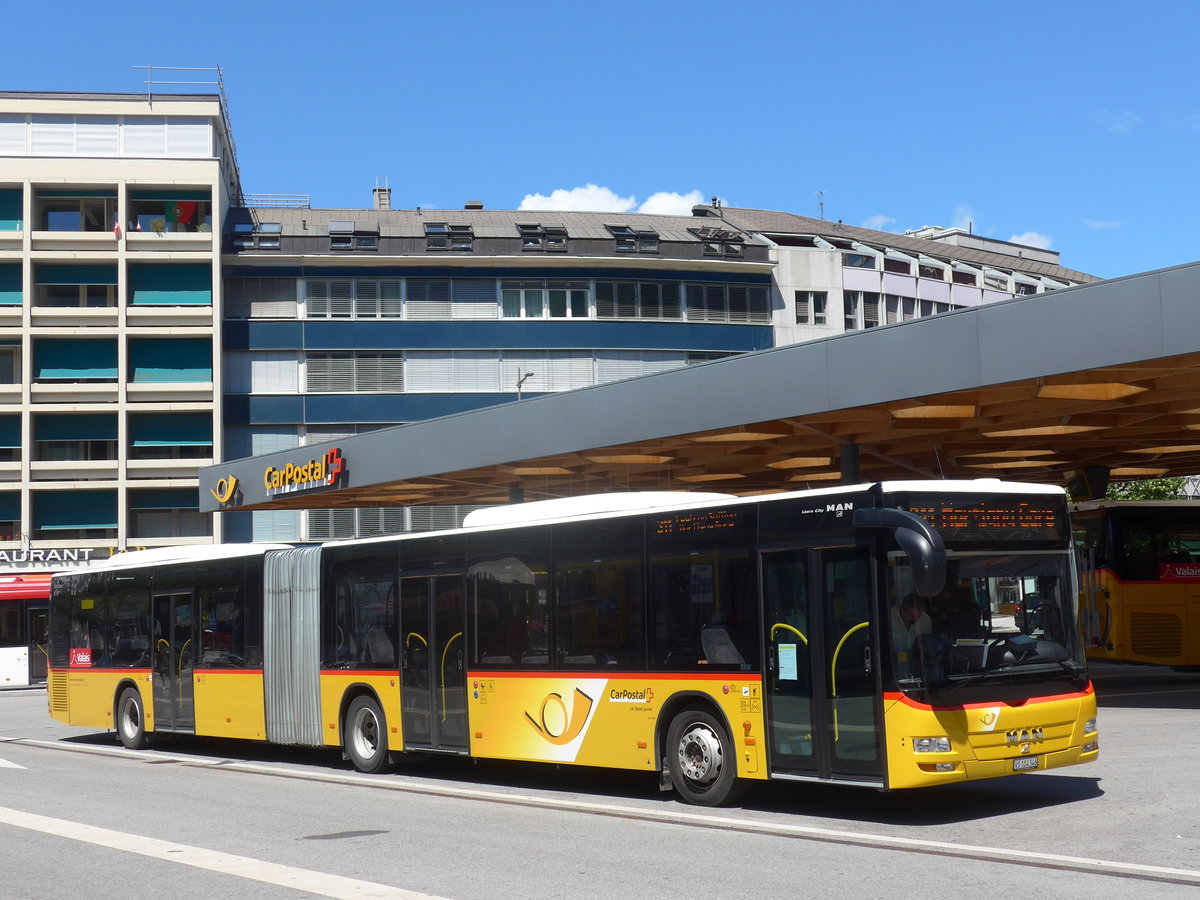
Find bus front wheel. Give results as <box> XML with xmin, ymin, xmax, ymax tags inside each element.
<box><xmin>666</xmin><ymin>709</ymin><xmax>745</xmax><ymax>807</ymax></box>
<box><xmin>344</xmin><ymin>695</ymin><xmax>390</xmax><ymax>774</ymax></box>
<box><xmin>116</xmin><ymin>687</ymin><xmax>149</xmax><ymax>750</ymax></box>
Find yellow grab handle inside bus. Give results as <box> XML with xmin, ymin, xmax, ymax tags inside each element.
<box><xmin>770</xmin><ymin>623</ymin><xmax>809</xmax><ymax>645</ymax></box>
<box><xmin>831</xmin><ymin>621</ymin><xmax>868</xmax><ymax>741</ymax></box>
<box><xmin>440</xmin><ymin>632</ymin><xmax>462</xmax><ymax>722</ymax></box>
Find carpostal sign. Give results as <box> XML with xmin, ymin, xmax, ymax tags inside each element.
<box><xmin>264</xmin><ymin>447</ymin><xmax>347</xmax><ymax>498</ymax></box>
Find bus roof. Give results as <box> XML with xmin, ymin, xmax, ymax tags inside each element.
<box><xmin>52</xmin><ymin>543</ymin><xmax>295</xmax><ymax>579</ymax></box>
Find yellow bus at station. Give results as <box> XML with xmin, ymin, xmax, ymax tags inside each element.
<box><xmin>1072</xmin><ymin>499</ymin><xmax>1200</xmax><ymax>670</ymax></box>
<box><xmin>49</xmin><ymin>480</ymin><xmax>1097</xmax><ymax>806</ymax></box>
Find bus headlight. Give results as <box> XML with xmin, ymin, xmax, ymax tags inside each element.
<box><xmin>914</xmin><ymin>737</ymin><xmax>951</xmax><ymax>753</ymax></box>
<box><xmin>1085</xmin><ymin>718</ymin><xmax>1097</xmax><ymax>734</ymax></box>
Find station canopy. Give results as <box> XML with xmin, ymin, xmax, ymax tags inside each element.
<box><xmin>200</xmin><ymin>261</ymin><xmax>1200</xmax><ymax>512</ymax></box>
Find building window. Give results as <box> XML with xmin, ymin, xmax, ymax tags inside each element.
<box><xmin>129</xmin><ymin>412</ymin><xmax>212</xmax><ymax>460</ymax></box>
<box><xmin>883</xmin><ymin>257</ymin><xmax>911</xmax><ymax>275</ymax></box>
<box><xmin>128</xmin><ymin>339</ymin><xmax>212</xmax><ymax>383</ymax></box>
<box><xmin>32</xmin><ymin>490</ymin><xmax>116</xmax><ymax>541</ymax></box>
<box><xmin>983</xmin><ymin>271</ymin><xmax>1009</xmax><ymax>291</ymax></box>
<box><xmin>0</xmin><ymin>348</ymin><xmax>17</xmax><ymax>385</ymax></box>
<box><xmin>684</xmin><ymin>283</ymin><xmax>770</xmax><ymax>324</ymax></box>
<box><xmin>952</xmin><ymin>270</ymin><xmax>977</xmax><ymax>286</ymax></box>
<box><xmin>306</xmin><ymin>279</ymin><xmax>402</xmax><ymax>319</ymax></box>
<box><xmin>842</xmin><ymin>252</ymin><xmax>875</xmax><ymax>269</ymax></box>
<box><xmin>129</xmin><ymin>489</ymin><xmax>210</xmax><ymax>539</ymax></box>
<box><xmin>918</xmin><ymin>263</ymin><xmax>945</xmax><ymax>280</ymax></box>
<box><xmin>863</xmin><ymin>292</ymin><xmax>881</xmax><ymax>328</ymax></box>
<box><xmin>33</xmin><ymin>413</ymin><xmax>118</xmax><ymax>461</ymax></box>
<box><xmin>128</xmin><ymin>191</ymin><xmax>212</xmax><ymax>233</ymax></box>
<box><xmin>306</xmin><ymin>352</ymin><xmax>404</xmax><ymax>393</ymax></box>
<box><xmin>844</xmin><ymin>291</ymin><xmax>861</xmax><ymax>331</ymax></box>
<box><xmin>225</xmin><ymin>277</ymin><xmax>298</xmax><ymax>319</ymax></box>
<box><xmin>607</xmin><ymin>224</ymin><xmax>660</xmax><ymax>253</ymax></box>
<box><xmin>36</xmin><ymin>190</ymin><xmax>117</xmax><ymax>232</ymax></box>
<box><xmin>502</xmin><ymin>280</ymin><xmax>588</xmax><ymax>319</ymax></box>
<box><xmin>232</xmin><ymin>222</ymin><xmax>281</xmax><ymax>250</ymax></box>
<box><xmin>795</xmin><ymin>290</ymin><xmax>828</xmax><ymax>325</ymax></box>
<box><xmin>424</xmin><ymin>223</ymin><xmax>472</xmax><ymax>251</ymax></box>
<box><xmin>1014</xmin><ymin>281</ymin><xmax>1038</xmax><ymax>296</ymax></box>
<box><xmin>689</xmin><ymin>227</ymin><xmax>742</xmax><ymax>257</ymax></box>
<box><xmin>33</xmin><ymin>339</ymin><xmax>117</xmax><ymax>382</ymax></box>
<box><xmin>34</xmin><ymin>263</ymin><xmax>118</xmax><ymax>308</ymax></box>
<box><xmin>517</xmin><ymin>223</ymin><xmax>568</xmax><ymax>252</ymax></box>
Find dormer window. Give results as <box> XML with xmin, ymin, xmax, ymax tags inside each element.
<box><xmin>232</xmin><ymin>221</ymin><xmax>282</xmax><ymax>250</ymax></box>
<box><xmin>689</xmin><ymin>226</ymin><xmax>743</xmax><ymax>257</ymax></box>
<box><xmin>608</xmin><ymin>224</ymin><xmax>659</xmax><ymax>253</ymax></box>
<box><xmin>426</xmin><ymin>222</ymin><xmax>472</xmax><ymax>251</ymax></box>
<box><xmin>517</xmin><ymin>223</ymin><xmax>544</xmax><ymax>250</ymax></box>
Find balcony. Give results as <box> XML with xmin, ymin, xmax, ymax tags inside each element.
<box><xmin>31</xmin><ymin>230</ymin><xmax>119</xmax><ymax>253</ymax></box>
<box><xmin>31</xmin><ymin>381</ymin><xmax>118</xmax><ymax>403</ymax></box>
<box><xmin>30</xmin><ymin>459</ymin><xmax>119</xmax><ymax>482</ymax></box>
<box><xmin>0</xmin><ymin>460</ymin><xmax>20</xmax><ymax>482</ymax></box>
<box><xmin>126</xmin><ymin>305</ymin><xmax>214</xmax><ymax>327</ymax></box>
<box><xmin>0</xmin><ymin>230</ymin><xmax>22</xmax><ymax>251</ymax></box>
<box><xmin>125</xmin><ymin>230</ymin><xmax>213</xmax><ymax>253</ymax></box>
<box><xmin>30</xmin><ymin>306</ymin><xmax>118</xmax><ymax>328</ymax></box>
<box><xmin>125</xmin><ymin>381</ymin><xmax>214</xmax><ymax>403</ymax></box>
<box><xmin>126</xmin><ymin>456</ymin><xmax>211</xmax><ymax>479</ymax></box>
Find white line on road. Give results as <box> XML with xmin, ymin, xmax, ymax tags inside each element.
<box><xmin>0</xmin><ymin>805</ymin><xmax>445</xmax><ymax>900</ymax></box>
<box><xmin>0</xmin><ymin>755</ymin><xmax>25</xmax><ymax>769</ymax></box>
<box><xmin>8</xmin><ymin>735</ymin><xmax>1200</xmax><ymax>888</ymax></box>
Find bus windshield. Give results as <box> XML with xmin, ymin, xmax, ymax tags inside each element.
<box><xmin>886</xmin><ymin>552</ymin><xmax>1086</xmax><ymax>697</ymax></box>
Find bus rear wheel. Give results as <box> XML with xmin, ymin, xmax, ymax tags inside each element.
<box><xmin>116</xmin><ymin>687</ymin><xmax>149</xmax><ymax>750</ymax></box>
<box><xmin>666</xmin><ymin>709</ymin><xmax>745</xmax><ymax>807</ymax></box>
<box><xmin>344</xmin><ymin>695</ymin><xmax>390</xmax><ymax>774</ymax></box>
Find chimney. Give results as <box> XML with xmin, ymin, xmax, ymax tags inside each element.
<box><xmin>373</xmin><ymin>180</ymin><xmax>391</xmax><ymax>210</ymax></box>
<box><xmin>464</xmin><ymin>201</ymin><xmax>484</xmax><ymax>210</ymax></box>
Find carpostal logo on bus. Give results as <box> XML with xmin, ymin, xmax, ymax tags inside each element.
<box><xmin>264</xmin><ymin>447</ymin><xmax>346</xmax><ymax>497</ymax></box>
<box><xmin>609</xmin><ymin>687</ymin><xmax>654</xmax><ymax>703</ymax></box>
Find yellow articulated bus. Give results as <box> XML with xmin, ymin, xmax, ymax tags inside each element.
<box><xmin>49</xmin><ymin>480</ymin><xmax>1097</xmax><ymax>806</ymax></box>
<box><xmin>1072</xmin><ymin>499</ymin><xmax>1200</xmax><ymax>671</ymax></box>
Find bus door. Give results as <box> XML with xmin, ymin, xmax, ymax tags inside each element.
<box><xmin>761</xmin><ymin>543</ymin><xmax>882</xmax><ymax>782</ymax></box>
<box><xmin>27</xmin><ymin>605</ymin><xmax>48</xmax><ymax>683</ymax></box>
<box><xmin>151</xmin><ymin>591</ymin><xmax>195</xmax><ymax>733</ymax></box>
<box><xmin>399</xmin><ymin>573</ymin><xmax>467</xmax><ymax>752</ymax></box>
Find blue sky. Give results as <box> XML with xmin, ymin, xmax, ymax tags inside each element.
<box><xmin>10</xmin><ymin>1</ymin><xmax>1199</xmax><ymax>279</ymax></box>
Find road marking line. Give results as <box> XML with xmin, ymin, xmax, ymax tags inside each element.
<box><xmin>0</xmin><ymin>755</ymin><xmax>25</xmax><ymax>769</ymax></box>
<box><xmin>0</xmin><ymin>805</ymin><xmax>444</xmax><ymax>900</ymax></box>
<box><xmin>9</xmin><ymin>735</ymin><xmax>1200</xmax><ymax>887</ymax></box>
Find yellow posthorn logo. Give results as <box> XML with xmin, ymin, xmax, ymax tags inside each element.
<box><xmin>211</xmin><ymin>477</ymin><xmax>238</xmax><ymax>504</ymax></box>
<box><xmin>525</xmin><ymin>688</ymin><xmax>594</xmax><ymax>745</ymax></box>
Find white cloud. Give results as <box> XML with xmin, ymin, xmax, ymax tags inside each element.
<box><xmin>1084</xmin><ymin>219</ymin><xmax>1119</xmax><ymax>230</ymax></box>
<box><xmin>637</xmin><ymin>190</ymin><xmax>705</xmax><ymax>216</ymax></box>
<box><xmin>518</xmin><ymin>184</ymin><xmax>636</xmax><ymax>213</ymax></box>
<box><xmin>1009</xmin><ymin>231</ymin><xmax>1054</xmax><ymax>249</ymax></box>
<box><xmin>862</xmin><ymin>214</ymin><xmax>895</xmax><ymax>231</ymax></box>
<box><xmin>517</xmin><ymin>184</ymin><xmax>709</xmax><ymax>216</ymax></box>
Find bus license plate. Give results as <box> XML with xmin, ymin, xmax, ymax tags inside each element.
<box><xmin>1012</xmin><ymin>756</ymin><xmax>1039</xmax><ymax>771</ymax></box>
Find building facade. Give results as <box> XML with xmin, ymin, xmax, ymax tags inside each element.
<box><xmin>0</xmin><ymin>90</ymin><xmax>238</xmax><ymax>567</ymax></box>
<box><xmin>0</xmin><ymin>88</ymin><xmax>1098</xmax><ymax>557</ymax></box>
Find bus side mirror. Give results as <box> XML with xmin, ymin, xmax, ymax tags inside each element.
<box><xmin>853</xmin><ymin>508</ymin><xmax>947</xmax><ymax>597</ymax></box>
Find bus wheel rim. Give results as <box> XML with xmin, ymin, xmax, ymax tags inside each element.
<box><xmin>677</xmin><ymin>724</ymin><xmax>722</xmax><ymax>783</ymax></box>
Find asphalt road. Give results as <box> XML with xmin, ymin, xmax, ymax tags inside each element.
<box><xmin>1</xmin><ymin>662</ymin><xmax>1197</xmax><ymax>899</ymax></box>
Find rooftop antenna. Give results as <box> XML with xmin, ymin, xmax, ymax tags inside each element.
<box><xmin>817</xmin><ymin>190</ymin><xmax>825</xmax><ymax>219</ymax></box>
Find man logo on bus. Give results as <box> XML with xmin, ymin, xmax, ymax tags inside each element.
<box><xmin>1005</xmin><ymin>727</ymin><xmax>1043</xmax><ymax>745</ymax></box>
<box><xmin>525</xmin><ymin>688</ymin><xmax>594</xmax><ymax>746</ymax></box>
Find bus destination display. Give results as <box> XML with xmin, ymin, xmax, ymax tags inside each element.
<box><xmin>653</xmin><ymin>508</ymin><xmax>740</xmax><ymax>536</ymax></box>
<box><xmin>902</xmin><ymin>496</ymin><xmax>1067</xmax><ymax>544</ymax></box>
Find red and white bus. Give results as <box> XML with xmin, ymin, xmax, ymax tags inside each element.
<box><xmin>1</xmin><ymin>573</ymin><xmax>52</xmax><ymax>688</ymax></box>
